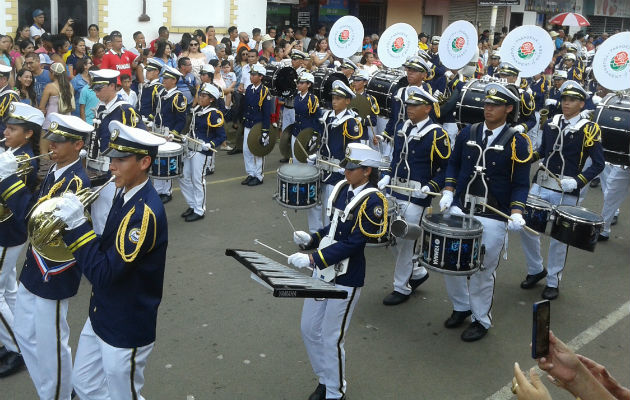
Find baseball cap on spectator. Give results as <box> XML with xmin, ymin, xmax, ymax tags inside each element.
<box><xmin>32</xmin><ymin>9</ymin><xmax>45</xmax><ymax>18</ymax></box>
<box><xmin>550</xmin><ymin>31</ymin><xmax>559</xmax><ymax>38</ymax></box>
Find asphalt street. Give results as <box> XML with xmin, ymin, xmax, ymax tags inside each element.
<box><xmin>4</xmin><ymin>143</ymin><xmax>629</xmax><ymax>400</ymax></box>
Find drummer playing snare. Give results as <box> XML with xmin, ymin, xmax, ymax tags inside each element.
<box><xmin>376</xmin><ymin>86</ymin><xmax>450</xmax><ymax>306</ymax></box>
<box><xmin>517</xmin><ymin>80</ymin><xmax>604</xmax><ymax>301</ymax></box>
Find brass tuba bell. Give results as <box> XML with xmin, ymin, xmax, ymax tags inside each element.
<box><xmin>27</xmin><ymin>175</ymin><xmax>115</xmax><ymax>262</ymax></box>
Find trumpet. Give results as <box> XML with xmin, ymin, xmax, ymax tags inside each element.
<box><xmin>539</xmin><ymin>108</ymin><xmax>550</xmax><ymax>128</ymax></box>
<box><xmin>27</xmin><ymin>175</ymin><xmax>116</xmax><ymax>262</ymax></box>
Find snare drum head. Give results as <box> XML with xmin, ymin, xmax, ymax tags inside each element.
<box><xmin>555</xmin><ymin>205</ymin><xmax>603</xmax><ymax>223</ymax></box>
<box><xmin>422</xmin><ymin>213</ymin><xmax>483</xmax><ymax>234</ymax></box>
<box><xmin>158</xmin><ymin>142</ymin><xmax>183</xmax><ymax>155</ymax></box>
<box><xmin>278</xmin><ymin>164</ymin><xmax>320</xmax><ymax>182</ymax></box>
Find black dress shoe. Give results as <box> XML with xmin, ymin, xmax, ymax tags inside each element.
<box><xmin>159</xmin><ymin>194</ymin><xmax>172</xmax><ymax>204</ymax></box>
<box><xmin>279</xmin><ymin>158</ymin><xmax>290</xmax><ymax>163</ymax></box>
<box><xmin>382</xmin><ymin>291</ymin><xmax>410</xmax><ymax>306</ymax></box>
<box><xmin>206</xmin><ymin>169</ymin><xmax>215</xmax><ymax>175</ymax></box>
<box><xmin>461</xmin><ymin>321</ymin><xmax>488</xmax><ymax>342</ymax></box>
<box><xmin>612</xmin><ymin>215</ymin><xmax>618</xmax><ymax>226</ymax></box>
<box><xmin>0</xmin><ymin>352</ymin><xmax>25</xmax><ymax>377</ymax></box>
<box><xmin>444</xmin><ymin>310</ymin><xmax>472</xmax><ymax>329</ymax></box>
<box><xmin>181</xmin><ymin>207</ymin><xmax>193</xmax><ymax>218</ymax></box>
<box><xmin>325</xmin><ymin>397</ymin><xmax>345</xmax><ymax>400</ymax></box>
<box><xmin>589</xmin><ymin>177</ymin><xmax>600</xmax><ymax>188</ymax></box>
<box><xmin>0</xmin><ymin>346</ymin><xmax>9</xmax><ymax>361</ymax></box>
<box><xmin>409</xmin><ymin>273</ymin><xmax>429</xmax><ymax>292</ymax></box>
<box><xmin>520</xmin><ymin>270</ymin><xmax>548</xmax><ymax>289</ymax></box>
<box><xmin>598</xmin><ymin>234</ymin><xmax>609</xmax><ymax>242</ymax></box>
<box><xmin>241</xmin><ymin>176</ymin><xmax>253</xmax><ymax>185</ymax></box>
<box><xmin>247</xmin><ymin>177</ymin><xmax>263</xmax><ymax>186</ymax></box>
<box><xmin>185</xmin><ymin>213</ymin><xmax>204</xmax><ymax>222</ymax></box>
<box><xmin>542</xmin><ymin>286</ymin><xmax>559</xmax><ymax>300</ymax></box>
<box><xmin>227</xmin><ymin>148</ymin><xmax>242</xmax><ymax>155</ymax></box>
<box><xmin>308</xmin><ymin>383</ymin><xmax>326</xmax><ymax>400</ymax></box>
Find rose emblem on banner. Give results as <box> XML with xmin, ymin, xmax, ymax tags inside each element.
<box><xmin>392</xmin><ymin>37</ymin><xmax>405</xmax><ymax>53</ymax></box>
<box><xmin>339</xmin><ymin>29</ymin><xmax>350</xmax><ymax>44</ymax></box>
<box><xmin>610</xmin><ymin>51</ymin><xmax>629</xmax><ymax>71</ymax></box>
<box><xmin>518</xmin><ymin>41</ymin><xmax>535</xmax><ymax>60</ymax></box>
<box><xmin>451</xmin><ymin>37</ymin><xmax>465</xmax><ymax>53</ymax></box>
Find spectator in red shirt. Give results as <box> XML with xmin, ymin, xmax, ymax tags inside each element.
<box><xmin>100</xmin><ymin>32</ymin><xmax>138</xmax><ymax>84</ymax></box>
<box><xmin>150</xmin><ymin>26</ymin><xmax>170</xmax><ymax>54</ymax></box>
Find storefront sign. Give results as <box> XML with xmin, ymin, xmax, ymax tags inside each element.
<box><xmin>478</xmin><ymin>0</ymin><xmax>520</xmax><ymax>6</ymax></box>
<box><xmin>298</xmin><ymin>12</ymin><xmax>310</xmax><ymax>27</ymax></box>
<box><xmin>525</xmin><ymin>0</ymin><xmax>577</xmax><ymax>13</ymax></box>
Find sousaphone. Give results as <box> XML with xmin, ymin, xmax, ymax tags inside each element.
<box><xmin>247</xmin><ymin>122</ymin><xmax>276</xmax><ymax>157</ymax></box>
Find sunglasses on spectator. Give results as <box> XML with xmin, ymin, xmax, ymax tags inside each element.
<box><xmin>190</xmin><ymin>42</ymin><xmax>199</xmax><ymax>46</ymax></box>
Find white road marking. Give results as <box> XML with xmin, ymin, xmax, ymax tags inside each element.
<box><xmin>486</xmin><ymin>300</ymin><xmax>630</xmax><ymax>400</ymax></box>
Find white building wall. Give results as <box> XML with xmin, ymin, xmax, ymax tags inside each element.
<box><xmin>510</xmin><ymin>2</ymin><xmax>537</xmax><ymax>26</ymax></box>
<box><xmin>171</xmin><ymin>0</ymin><xmax>229</xmax><ymax>28</ymax></box>
<box><xmin>105</xmin><ymin>0</ymin><xmax>167</xmax><ymax>47</ymax></box>
<box><xmin>234</xmin><ymin>0</ymin><xmax>267</xmax><ymax>35</ymax></box>
<box><xmin>0</xmin><ymin>1</ymin><xmax>9</xmax><ymax>35</ymax></box>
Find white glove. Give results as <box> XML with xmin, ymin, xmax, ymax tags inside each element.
<box><xmin>560</xmin><ymin>177</ymin><xmax>578</xmax><ymax>192</ymax></box>
<box><xmin>507</xmin><ymin>213</ymin><xmax>526</xmax><ymax>231</ymax></box>
<box><xmin>513</xmin><ymin>124</ymin><xmax>526</xmax><ymax>134</ymax></box>
<box><xmin>79</xmin><ymin>149</ymin><xmax>88</xmax><ymax>159</ymax></box>
<box><xmin>260</xmin><ymin>131</ymin><xmax>270</xmax><ymax>146</ymax></box>
<box><xmin>444</xmin><ymin>70</ymin><xmax>454</xmax><ymax>80</ymax></box>
<box><xmin>146</xmin><ymin>121</ymin><xmax>154</xmax><ymax>129</ymax></box>
<box><xmin>413</xmin><ymin>185</ymin><xmax>431</xmax><ymax>199</ymax></box>
<box><xmin>53</xmin><ymin>192</ymin><xmax>86</xmax><ymax>230</ymax></box>
<box><xmin>374</xmin><ymin>134</ymin><xmax>384</xmax><ymax>143</ymax></box>
<box><xmin>287</xmin><ymin>252</ymin><xmax>311</xmax><ymax>269</ymax></box>
<box><xmin>544</xmin><ymin>98</ymin><xmax>558</xmax><ymax>106</ymax></box>
<box><xmin>439</xmin><ymin>190</ymin><xmax>454</xmax><ymax>211</ymax></box>
<box><xmin>0</xmin><ymin>151</ymin><xmax>18</xmax><ymax>180</ymax></box>
<box><xmin>167</xmin><ymin>134</ymin><xmax>174</xmax><ymax>141</ymax></box>
<box><xmin>592</xmin><ymin>95</ymin><xmax>602</xmax><ymax>105</ymax></box>
<box><xmin>447</xmin><ymin>206</ymin><xmax>465</xmax><ymax>216</ymax></box>
<box><xmin>201</xmin><ymin>142</ymin><xmax>212</xmax><ymax>151</ymax></box>
<box><xmin>307</xmin><ymin>154</ymin><xmax>317</xmax><ymax>165</ymax></box>
<box><xmin>377</xmin><ymin>175</ymin><xmax>391</xmax><ymax>190</ymax></box>
<box><xmin>579</xmin><ymin>110</ymin><xmax>593</xmax><ymax>119</ymax></box>
<box><xmin>432</xmin><ymin>90</ymin><xmax>442</xmax><ymax>98</ymax></box>
<box><xmin>336</xmin><ymin>167</ymin><xmax>345</xmax><ymax>174</ymax></box>
<box><xmin>293</xmin><ymin>231</ymin><xmax>312</xmax><ymax>246</ymax></box>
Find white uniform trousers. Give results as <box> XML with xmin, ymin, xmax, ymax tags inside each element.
<box><xmin>519</xmin><ymin>184</ymin><xmax>578</xmax><ymax>288</ymax></box>
<box><xmin>89</xmin><ymin>181</ymin><xmax>116</xmax><ymax>235</ymax></box>
<box><xmin>376</xmin><ymin>116</ymin><xmax>393</xmax><ymax>161</ymax></box>
<box><xmin>444</xmin><ymin>212</ymin><xmax>507</xmax><ymax>329</ymax></box>
<box><xmin>301</xmin><ymin>283</ymin><xmax>361</xmax><ymax>400</ymax></box>
<box><xmin>601</xmin><ymin>166</ymin><xmax>630</xmax><ymax>236</ymax></box>
<box><xmin>0</xmin><ymin>244</ymin><xmax>24</xmax><ymax>353</ymax></box>
<box><xmin>243</xmin><ymin>127</ymin><xmax>264</xmax><ymax>181</ymax></box>
<box><xmin>179</xmin><ymin>152</ymin><xmax>210</xmax><ymax>216</ymax></box>
<box><xmin>153</xmin><ymin>178</ymin><xmax>172</xmax><ymax>196</ymax></box>
<box><xmin>14</xmin><ymin>284</ymin><xmax>72</xmax><ymax>400</ymax></box>
<box><xmin>73</xmin><ymin>318</ymin><xmax>154</xmax><ymax>400</ymax></box>
<box><xmin>282</xmin><ymin>107</ymin><xmax>295</xmax><ymax>131</ymax></box>
<box><xmin>389</xmin><ymin>201</ymin><xmax>428</xmax><ymax>295</ymax></box>
<box><xmin>307</xmin><ymin>182</ymin><xmax>334</xmax><ymax>233</ymax></box>
<box><xmin>443</xmin><ymin>122</ymin><xmax>459</xmax><ymax>149</ymax></box>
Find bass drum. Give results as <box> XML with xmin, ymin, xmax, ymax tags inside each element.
<box><xmin>593</xmin><ymin>93</ymin><xmax>630</xmax><ymax>166</ymax></box>
<box><xmin>456</xmin><ymin>79</ymin><xmax>491</xmax><ymax>125</ymax></box>
<box><xmin>366</xmin><ymin>69</ymin><xmax>408</xmax><ymax>118</ymax></box>
<box><xmin>263</xmin><ymin>64</ymin><xmax>298</xmax><ymax>98</ymax></box>
<box><xmin>312</xmin><ymin>68</ymin><xmax>349</xmax><ymax>109</ymax></box>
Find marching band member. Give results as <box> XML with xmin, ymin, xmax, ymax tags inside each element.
<box><xmin>0</xmin><ymin>103</ymin><xmax>42</xmax><ymax>377</ymax></box>
<box><xmin>439</xmin><ymin>83</ymin><xmax>531</xmax><ymax>341</ymax></box>
<box><xmin>598</xmin><ymin>165</ymin><xmax>630</xmax><ymax>242</ymax></box>
<box><xmin>154</xmin><ymin>65</ymin><xmax>187</xmax><ymax>202</ymax></box>
<box><xmin>91</xmin><ymin>69</ymin><xmax>146</xmax><ymax>234</ymax></box>
<box><xmin>339</xmin><ymin>59</ymin><xmax>358</xmax><ymax>84</ymax></box>
<box><xmin>291</xmin><ymin>49</ymin><xmax>309</xmax><ymax>75</ymax></box>
<box><xmin>54</xmin><ymin>121</ymin><xmax>167</xmax><ymax>399</ymax></box>
<box><xmin>0</xmin><ymin>65</ymin><xmax>20</xmax><ymax>138</ymax></box>
<box><xmin>529</xmin><ymin>72</ymin><xmax>549</xmax><ymax>147</ymax></box>
<box><xmin>277</xmin><ymin>50</ymin><xmax>309</xmax><ymax>162</ymax></box>
<box><xmin>544</xmin><ymin>70</ymin><xmax>568</xmax><ymax>117</ymax></box>
<box><xmin>352</xmin><ymin>70</ymin><xmax>380</xmax><ymax>149</ymax></box>
<box><xmin>0</xmin><ymin>113</ymin><xmax>92</xmax><ymax>399</ymax></box>
<box><xmin>242</xmin><ymin>63</ymin><xmax>272</xmax><ymax>187</ymax></box>
<box><xmin>179</xmin><ymin>83</ymin><xmax>226</xmax><ymax>222</ymax></box>
<box><xmin>307</xmin><ymin>81</ymin><xmax>365</xmax><ymax>232</ymax></box>
<box><xmin>292</xmin><ymin>72</ymin><xmax>321</xmax><ymax>162</ymax></box>
<box><xmin>427</xmin><ymin>36</ymin><xmax>441</xmax><ymax>68</ymax></box>
<box><xmin>138</xmin><ymin>57</ymin><xmax>166</xmax><ymax>125</ymax></box>
<box><xmin>495</xmin><ymin>63</ymin><xmax>537</xmax><ymax>135</ymax></box>
<box><xmin>562</xmin><ymin>53</ymin><xmax>583</xmax><ymax>83</ymax></box>
<box><xmin>377</xmin><ymin>87</ymin><xmax>450</xmax><ymax>305</ymax></box>
<box><xmin>289</xmin><ymin>143</ymin><xmax>387</xmax><ymax>400</ymax></box>
<box><xmin>518</xmin><ymin>81</ymin><xmax>604</xmax><ymax>300</ymax></box>
<box><xmin>486</xmin><ymin>50</ymin><xmax>501</xmax><ymax>77</ymax></box>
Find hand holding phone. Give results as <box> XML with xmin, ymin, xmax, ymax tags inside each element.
<box><xmin>532</xmin><ymin>300</ymin><xmax>550</xmax><ymax>359</ymax></box>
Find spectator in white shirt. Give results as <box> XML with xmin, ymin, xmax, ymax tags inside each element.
<box><xmin>116</xmin><ymin>74</ymin><xmax>138</xmax><ymax>107</ymax></box>
<box><xmin>228</xmin><ymin>26</ymin><xmax>239</xmax><ymax>52</ymax></box>
<box><xmin>249</xmin><ymin>28</ymin><xmax>262</xmax><ymax>52</ymax></box>
<box><xmin>30</xmin><ymin>9</ymin><xmax>46</xmax><ymax>43</ymax></box>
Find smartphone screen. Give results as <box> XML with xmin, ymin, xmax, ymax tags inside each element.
<box><xmin>532</xmin><ymin>300</ymin><xmax>550</xmax><ymax>358</ymax></box>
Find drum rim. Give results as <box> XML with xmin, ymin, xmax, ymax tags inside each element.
<box><xmin>526</xmin><ymin>195</ymin><xmax>553</xmax><ymax>209</ymax></box>
<box><xmin>421</xmin><ymin>218</ymin><xmax>484</xmax><ymax>237</ymax></box>
<box><xmin>277</xmin><ymin>164</ymin><xmax>320</xmax><ymax>181</ymax></box>
<box><xmin>554</xmin><ymin>205</ymin><xmax>604</xmax><ymax>224</ymax></box>
<box><xmin>420</xmin><ymin>260</ymin><xmax>481</xmax><ymax>276</ymax></box>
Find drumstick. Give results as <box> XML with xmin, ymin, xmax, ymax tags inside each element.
<box><xmin>317</xmin><ymin>158</ymin><xmax>340</xmax><ymax>168</ymax></box>
<box><xmin>295</xmin><ymin>138</ymin><xmax>309</xmax><ymax>160</ymax></box>
<box><xmin>538</xmin><ymin>163</ymin><xmax>563</xmax><ymax>186</ymax></box>
<box><xmin>282</xmin><ymin>211</ymin><xmax>297</xmax><ymax>233</ymax></box>
<box><xmin>479</xmin><ymin>202</ymin><xmax>540</xmax><ymax>236</ymax></box>
<box><xmin>385</xmin><ymin>185</ymin><xmax>441</xmax><ymax>197</ymax></box>
<box><xmin>254</xmin><ymin>239</ymin><xmax>313</xmax><ymax>271</ymax></box>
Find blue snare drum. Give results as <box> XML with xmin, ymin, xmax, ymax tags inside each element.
<box><xmin>275</xmin><ymin>164</ymin><xmax>320</xmax><ymax>209</ymax></box>
<box><xmin>524</xmin><ymin>195</ymin><xmax>552</xmax><ymax>234</ymax></box>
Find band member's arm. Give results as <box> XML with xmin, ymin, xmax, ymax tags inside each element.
<box><xmin>0</xmin><ymin>173</ymin><xmax>36</xmax><ymax>226</ymax></box>
<box><xmin>509</xmin><ymin>134</ymin><xmax>531</xmax><ymax>213</ymax></box>
<box><xmin>171</xmin><ymin>94</ymin><xmax>188</xmax><ymax>134</ymax></box>
<box><xmin>518</xmin><ymin>92</ymin><xmax>537</xmax><ymax>132</ymax></box>
<box><xmin>531</xmin><ymin>123</ymin><xmax>549</xmax><ymax>162</ymax></box>
<box><xmin>208</xmin><ymin>111</ymin><xmax>226</xmax><ymax>147</ymax></box>
<box><xmin>312</xmin><ymin>196</ymin><xmax>384</xmax><ymax>270</ymax></box>
<box><xmin>261</xmin><ymin>87</ymin><xmax>272</xmax><ymax>132</ymax></box>
<box><xmin>429</xmin><ymin>129</ymin><xmax>451</xmax><ymax>192</ymax></box>
<box><xmin>383</xmin><ymin>95</ymin><xmax>401</xmax><ymax>137</ymax></box>
<box><xmin>575</xmin><ymin>123</ymin><xmax>605</xmax><ymax>188</ymax></box>
<box><xmin>439</xmin><ymin>84</ymin><xmax>461</xmax><ymax>117</ymax></box>
<box><xmin>62</xmin><ymin>203</ymin><xmax>165</xmax><ymax>288</ymax></box>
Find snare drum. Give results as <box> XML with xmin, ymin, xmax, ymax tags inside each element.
<box><xmin>524</xmin><ymin>195</ymin><xmax>553</xmax><ymax>234</ymax></box>
<box><xmin>550</xmin><ymin>205</ymin><xmax>603</xmax><ymax>252</ymax></box>
<box><xmin>365</xmin><ymin>70</ymin><xmax>408</xmax><ymax>118</ymax></box>
<box><xmin>456</xmin><ymin>79</ymin><xmax>491</xmax><ymax>125</ymax></box>
<box><xmin>151</xmin><ymin>142</ymin><xmax>184</xmax><ymax>179</ymax></box>
<box><xmin>594</xmin><ymin>93</ymin><xmax>630</xmax><ymax>166</ymax></box>
<box><xmin>417</xmin><ymin>213</ymin><xmax>484</xmax><ymax>276</ymax></box>
<box><xmin>275</xmin><ymin>164</ymin><xmax>320</xmax><ymax>209</ymax></box>
<box><xmin>366</xmin><ymin>195</ymin><xmax>397</xmax><ymax>247</ymax></box>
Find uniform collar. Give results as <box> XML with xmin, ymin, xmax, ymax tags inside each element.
<box><xmin>149</xmin><ymin>78</ymin><xmax>161</xmax><ymax>85</ymax></box>
<box><xmin>561</xmin><ymin>113</ymin><xmax>581</xmax><ymax>127</ymax></box>
<box><xmin>348</xmin><ymin>181</ymin><xmax>368</xmax><ymax>194</ymax></box>
<box><xmin>482</xmin><ymin>122</ymin><xmax>506</xmax><ymax>146</ymax></box>
<box><xmin>120</xmin><ymin>178</ymin><xmax>149</xmax><ymax>205</ymax></box>
<box><xmin>164</xmin><ymin>87</ymin><xmax>179</xmax><ymax>97</ymax></box>
<box><xmin>102</xmin><ymin>95</ymin><xmax>122</xmax><ymax>113</ymax></box>
<box><xmin>52</xmin><ymin>157</ymin><xmax>81</xmax><ymax>181</ymax></box>
<box><xmin>251</xmin><ymin>83</ymin><xmax>261</xmax><ymax>90</ymax></box>
<box><xmin>333</xmin><ymin>109</ymin><xmax>348</xmax><ymax>119</ymax></box>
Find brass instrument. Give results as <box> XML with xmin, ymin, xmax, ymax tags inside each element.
<box><xmin>539</xmin><ymin>107</ymin><xmax>550</xmax><ymax>128</ymax></box>
<box><xmin>27</xmin><ymin>175</ymin><xmax>116</xmax><ymax>262</ymax></box>
<box><xmin>150</xmin><ymin>129</ymin><xmax>217</xmax><ymax>153</ymax></box>
<box><xmin>0</xmin><ymin>151</ymin><xmax>53</xmax><ymax>223</ymax></box>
